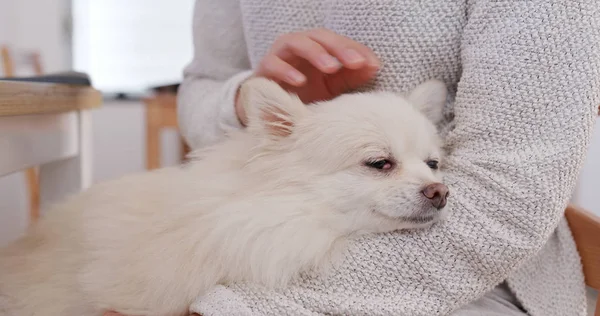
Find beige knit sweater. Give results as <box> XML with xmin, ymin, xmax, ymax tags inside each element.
<box><xmin>177</xmin><ymin>1</ymin><xmax>600</xmax><ymax>315</ymax></box>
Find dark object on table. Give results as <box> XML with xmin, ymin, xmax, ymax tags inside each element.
<box><xmin>0</xmin><ymin>71</ymin><xmax>92</xmax><ymax>86</ymax></box>
<box><xmin>149</xmin><ymin>83</ymin><xmax>180</xmax><ymax>94</ymax></box>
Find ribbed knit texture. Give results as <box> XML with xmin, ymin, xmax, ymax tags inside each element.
<box><xmin>178</xmin><ymin>0</ymin><xmax>600</xmax><ymax>315</ymax></box>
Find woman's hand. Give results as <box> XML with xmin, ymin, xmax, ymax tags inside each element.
<box><xmin>235</xmin><ymin>28</ymin><xmax>380</xmax><ymax>125</ymax></box>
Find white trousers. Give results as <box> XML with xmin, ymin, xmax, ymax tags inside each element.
<box><xmin>450</xmin><ymin>282</ymin><xmax>527</xmax><ymax>316</ymax></box>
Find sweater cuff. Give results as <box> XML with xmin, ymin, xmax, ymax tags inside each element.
<box><xmin>218</xmin><ymin>70</ymin><xmax>254</xmax><ymax>134</ymax></box>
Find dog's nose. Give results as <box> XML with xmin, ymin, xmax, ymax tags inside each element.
<box><xmin>421</xmin><ymin>183</ymin><xmax>449</xmax><ymax>210</ymax></box>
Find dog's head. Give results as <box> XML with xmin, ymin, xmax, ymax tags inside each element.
<box><xmin>239</xmin><ymin>78</ymin><xmax>449</xmax><ymax>233</ymax></box>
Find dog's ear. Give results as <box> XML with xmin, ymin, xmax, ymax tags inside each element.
<box><xmin>407</xmin><ymin>79</ymin><xmax>447</xmax><ymax>125</ymax></box>
<box><xmin>239</xmin><ymin>77</ymin><xmax>307</xmax><ymax>138</ymax></box>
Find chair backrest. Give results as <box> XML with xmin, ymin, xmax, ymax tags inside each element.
<box><xmin>144</xmin><ymin>91</ymin><xmax>190</xmax><ymax>170</ymax></box>
<box><xmin>565</xmin><ymin>205</ymin><xmax>600</xmax><ymax>316</ymax></box>
<box><xmin>1</xmin><ymin>46</ymin><xmax>43</xmax><ymax>77</ymax></box>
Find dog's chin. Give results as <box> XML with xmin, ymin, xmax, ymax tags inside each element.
<box><xmin>375</xmin><ymin>208</ymin><xmax>447</xmax><ymax>230</ymax></box>
<box><xmin>399</xmin><ymin>212</ymin><xmax>445</xmax><ymax>229</ymax></box>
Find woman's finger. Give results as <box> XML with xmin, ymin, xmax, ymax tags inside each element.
<box><xmin>307</xmin><ymin>28</ymin><xmax>380</xmax><ymax>70</ymax></box>
<box><xmin>256</xmin><ymin>54</ymin><xmax>307</xmax><ymax>86</ymax></box>
<box><xmin>273</xmin><ymin>34</ymin><xmax>342</xmax><ymax>74</ymax></box>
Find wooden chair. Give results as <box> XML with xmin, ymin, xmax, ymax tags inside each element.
<box><xmin>1</xmin><ymin>45</ymin><xmax>44</xmax><ymax>223</ymax></box>
<box><xmin>565</xmin><ymin>205</ymin><xmax>600</xmax><ymax>316</ymax></box>
<box><xmin>0</xmin><ymin>78</ymin><xmax>102</xmax><ymax>221</ymax></box>
<box><xmin>143</xmin><ymin>86</ymin><xmax>190</xmax><ymax>170</ymax></box>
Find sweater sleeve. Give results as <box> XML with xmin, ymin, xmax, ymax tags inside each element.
<box><xmin>366</xmin><ymin>0</ymin><xmax>600</xmax><ymax>311</ymax></box>
<box><xmin>177</xmin><ymin>0</ymin><xmax>253</xmax><ymax>149</ymax></box>
<box><xmin>191</xmin><ymin>1</ymin><xmax>600</xmax><ymax>315</ymax></box>
<box><xmin>443</xmin><ymin>0</ymin><xmax>598</xmax><ymax>268</ymax></box>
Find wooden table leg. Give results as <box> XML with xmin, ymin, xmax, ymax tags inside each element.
<box><xmin>145</xmin><ymin>98</ymin><xmax>161</xmax><ymax>170</ymax></box>
<box><xmin>180</xmin><ymin>136</ymin><xmax>191</xmax><ymax>163</ymax></box>
<box><xmin>25</xmin><ymin>167</ymin><xmax>39</xmax><ymax>223</ymax></box>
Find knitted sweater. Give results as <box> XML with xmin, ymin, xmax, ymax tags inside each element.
<box><xmin>177</xmin><ymin>1</ymin><xmax>600</xmax><ymax>315</ymax></box>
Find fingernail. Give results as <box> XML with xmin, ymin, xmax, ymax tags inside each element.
<box><xmin>318</xmin><ymin>54</ymin><xmax>342</xmax><ymax>70</ymax></box>
<box><xmin>286</xmin><ymin>70</ymin><xmax>306</xmax><ymax>85</ymax></box>
<box><xmin>368</xmin><ymin>58</ymin><xmax>381</xmax><ymax>69</ymax></box>
<box><xmin>342</xmin><ymin>49</ymin><xmax>366</xmax><ymax>64</ymax></box>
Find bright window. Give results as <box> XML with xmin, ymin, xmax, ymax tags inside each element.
<box><xmin>72</xmin><ymin>0</ymin><xmax>195</xmax><ymax>94</ymax></box>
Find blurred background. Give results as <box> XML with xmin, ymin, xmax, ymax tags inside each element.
<box><xmin>0</xmin><ymin>0</ymin><xmax>598</xmax><ymax>246</ymax></box>
<box><xmin>0</xmin><ymin>0</ymin><xmax>195</xmax><ymax>243</ymax></box>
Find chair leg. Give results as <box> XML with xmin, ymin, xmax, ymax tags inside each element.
<box><xmin>25</xmin><ymin>167</ymin><xmax>40</xmax><ymax>223</ymax></box>
<box><xmin>145</xmin><ymin>99</ymin><xmax>161</xmax><ymax>170</ymax></box>
<box><xmin>180</xmin><ymin>136</ymin><xmax>191</xmax><ymax>163</ymax></box>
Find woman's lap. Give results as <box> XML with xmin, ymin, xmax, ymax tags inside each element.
<box><xmin>450</xmin><ymin>282</ymin><xmax>527</xmax><ymax>316</ymax></box>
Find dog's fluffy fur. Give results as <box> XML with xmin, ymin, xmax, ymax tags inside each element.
<box><xmin>0</xmin><ymin>78</ymin><xmax>448</xmax><ymax>316</ymax></box>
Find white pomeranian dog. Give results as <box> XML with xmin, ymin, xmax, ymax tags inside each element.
<box><xmin>0</xmin><ymin>77</ymin><xmax>449</xmax><ymax>316</ymax></box>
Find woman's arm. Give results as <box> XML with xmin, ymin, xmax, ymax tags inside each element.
<box><xmin>177</xmin><ymin>0</ymin><xmax>252</xmax><ymax>149</ymax></box>
<box><xmin>178</xmin><ymin>0</ymin><xmax>382</xmax><ymax>150</ymax></box>
<box><xmin>414</xmin><ymin>0</ymin><xmax>600</xmax><ymax>310</ymax></box>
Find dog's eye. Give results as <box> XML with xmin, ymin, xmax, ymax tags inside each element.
<box><xmin>426</xmin><ymin>160</ymin><xmax>439</xmax><ymax>170</ymax></box>
<box><xmin>366</xmin><ymin>159</ymin><xmax>393</xmax><ymax>170</ymax></box>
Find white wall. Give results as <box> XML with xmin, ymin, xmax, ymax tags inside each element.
<box><xmin>0</xmin><ymin>0</ymin><xmax>71</xmax><ymax>74</ymax></box>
